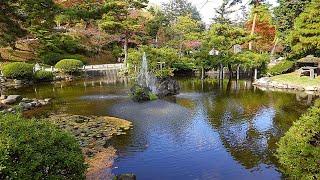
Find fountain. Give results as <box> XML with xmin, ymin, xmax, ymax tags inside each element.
<box><xmin>137</xmin><ymin>52</ymin><xmax>157</xmax><ymax>93</ymax></box>
<box><xmin>130</xmin><ymin>52</ymin><xmax>180</xmax><ymax>102</ymax></box>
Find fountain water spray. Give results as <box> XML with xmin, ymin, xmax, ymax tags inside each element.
<box><xmin>137</xmin><ymin>52</ymin><xmax>157</xmax><ymax>93</ymax></box>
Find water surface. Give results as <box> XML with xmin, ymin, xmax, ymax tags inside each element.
<box><xmin>7</xmin><ymin>77</ymin><xmax>315</xmax><ymax>180</ymax></box>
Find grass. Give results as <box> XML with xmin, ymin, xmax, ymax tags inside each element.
<box><xmin>271</xmin><ymin>72</ymin><xmax>320</xmax><ymax>87</ymax></box>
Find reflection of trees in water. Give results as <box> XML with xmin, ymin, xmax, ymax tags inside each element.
<box><xmin>202</xmin><ymin>80</ymin><xmax>309</xmax><ymax>170</ymax></box>
<box><xmin>107</xmin><ymin>100</ymin><xmax>194</xmax><ymax>158</ymax></box>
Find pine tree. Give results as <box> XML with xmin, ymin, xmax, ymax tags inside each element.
<box><xmin>98</xmin><ymin>0</ymin><xmax>148</xmax><ymax>67</ymax></box>
<box><xmin>289</xmin><ymin>0</ymin><xmax>320</xmax><ymax>57</ymax></box>
<box><xmin>163</xmin><ymin>0</ymin><xmax>201</xmax><ymax>22</ymax></box>
<box><xmin>274</xmin><ymin>0</ymin><xmax>310</xmax><ymax>39</ymax></box>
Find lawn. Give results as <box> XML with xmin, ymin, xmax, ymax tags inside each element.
<box><xmin>271</xmin><ymin>72</ymin><xmax>320</xmax><ymax>87</ymax></box>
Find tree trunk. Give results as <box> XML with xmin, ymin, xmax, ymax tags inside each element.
<box><xmin>249</xmin><ymin>13</ymin><xmax>257</xmax><ymax>51</ymax></box>
<box><xmin>124</xmin><ymin>36</ymin><xmax>128</xmax><ymax>68</ymax></box>
<box><xmin>270</xmin><ymin>37</ymin><xmax>278</xmax><ymax>59</ymax></box>
<box><xmin>220</xmin><ymin>63</ymin><xmax>224</xmax><ymax>80</ymax></box>
<box><xmin>201</xmin><ymin>66</ymin><xmax>204</xmax><ymax>80</ymax></box>
<box><xmin>254</xmin><ymin>67</ymin><xmax>258</xmax><ymax>81</ymax></box>
<box><xmin>236</xmin><ymin>64</ymin><xmax>240</xmax><ymax>80</ymax></box>
<box><xmin>228</xmin><ymin>64</ymin><xmax>232</xmax><ymax>78</ymax></box>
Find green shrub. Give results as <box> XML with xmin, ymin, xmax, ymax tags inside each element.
<box><xmin>40</xmin><ymin>53</ymin><xmax>87</xmax><ymax>66</ymax></box>
<box><xmin>0</xmin><ymin>114</ymin><xmax>86</xmax><ymax>179</ymax></box>
<box><xmin>1</xmin><ymin>62</ymin><xmax>34</xmax><ymax>79</ymax></box>
<box><xmin>148</xmin><ymin>92</ymin><xmax>158</xmax><ymax>101</ymax></box>
<box><xmin>276</xmin><ymin>99</ymin><xmax>320</xmax><ymax>179</ymax></box>
<box><xmin>267</xmin><ymin>60</ymin><xmax>295</xmax><ymax>76</ymax></box>
<box><xmin>40</xmin><ymin>52</ymin><xmax>61</xmax><ymax>65</ymax></box>
<box><xmin>34</xmin><ymin>70</ymin><xmax>54</xmax><ymax>82</ymax></box>
<box><xmin>55</xmin><ymin>59</ymin><xmax>84</xmax><ymax>74</ymax></box>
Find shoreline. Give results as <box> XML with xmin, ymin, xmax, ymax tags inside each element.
<box><xmin>253</xmin><ymin>76</ymin><xmax>320</xmax><ymax>95</ymax></box>
<box><xmin>44</xmin><ymin>114</ymin><xmax>133</xmax><ymax>179</ymax></box>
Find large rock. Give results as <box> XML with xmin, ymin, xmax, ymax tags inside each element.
<box><xmin>116</xmin><ymin>173</ymin><xmax>136</xmax><ymax>180</ymax></box>
<box><xmin>2</xmin><ymin>95</ymin><xmax>22</xmax><ymax>104</ymax></box>
<box><xmin>156</xmin><ymin>77</ymin><xmax>180</xmax><ymax>97</ymax></box>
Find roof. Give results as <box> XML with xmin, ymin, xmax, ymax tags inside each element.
<box><xmin>297</xmin><ymin>55</ymin><xmax>320</xmax><ymax>64</ymax></box>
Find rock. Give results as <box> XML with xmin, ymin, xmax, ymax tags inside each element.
<box><xmin>39</xmin><ymin>100</ymin><xmax>47</xmax><ymax>106</ymax></box>
<box><xmin>23</xmin><ymin>103</ymin><xmax>32</xmax><ymax>110</ymax></box>
<box><xmin>21</xmin><ymin>98</ymin><xmax>32</xmax><ymax>102</ymax></box>
<box><xmin>2</xmin><ymin>95</ymin><xmax>22</xmax><ymax>104</ymax></box>
<box><xmin>116</xmin><ymin>173</ymin><xmax>136</xmax><ymax>180</ymax></box>
<box><xmin>13</xmin><ymin>79</ymin><xmax>22</xmax><ymax>85</ymax></box>
<box><xmin>305</xmin><ymin>86</ymin><xmax>317</xmax><ymax>91</ymax></box>
<box><xmin>156</xmin><ymin>77</ymin><xmax>180</xmax><ymax>97</ymax></box>
<box><xmin>44</xmin><ymin>98</ymin><xmax>52</xmax><ymax>102</ymax></box>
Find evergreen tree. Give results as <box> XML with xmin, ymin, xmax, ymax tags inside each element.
<box><xmin>98</xmin><ymin>0</ymin><xmax>148</xmax><ymax>67</ymax></box>
<box><xmin>289</xmin><ymin>0</ymin><xmax>320</xmax><ymax>57</ymax></box>
<box><xmin>274</xmin><ymin>0</ymin><xmax>311</xmax><ymax>39</ymax></box>
<box><xmin>0</xmin><ymin>0</ymin><xmax>57</xmax><ymax>47</ymax></box>
<box><xmin>212</xmin><ymin>0</ymin><xmax>234</xmax><ymax>24</ymax></box>
<box><xmin>163</xmin><ymin>0</ymin><xmax>201</xmax><ymax>22</ymax></box>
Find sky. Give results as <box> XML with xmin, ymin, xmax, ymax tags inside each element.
<box><xmin>149</xmin><ymin>0</ymin><xmax>278</xmax><ymax>24</ymax></box>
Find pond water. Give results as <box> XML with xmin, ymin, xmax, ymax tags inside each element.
<box><xmin>6</xmin><ymin>77</ymin><xmax>316</xmax><ymax>180</ymax></box>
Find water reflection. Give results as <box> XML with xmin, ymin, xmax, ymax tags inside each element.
<box><xmin>5</xmin><ymin>77</ymin><xmax>318</xmax><ymax>180</ymax></box>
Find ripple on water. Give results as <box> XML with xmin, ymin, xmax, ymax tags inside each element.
<box><xmin>79</xmin><ymin>95</ymin><xmax>129</xmax><ymax>100</ymax></box>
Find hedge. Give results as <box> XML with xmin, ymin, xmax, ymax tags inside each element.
<box><xmin>267</xmin><ymin>60</ymin><xmax>295</xmax><ymax>76</ymax></box>
<box><xmin>1</xmin><ymin>62</ymin><xmax>34</xmax><ymax>79</ymax></box>
<box><xmin>276</xmin><ymin>99</ymin><xmax>320</xmax><ymax>179</ymax></box>
<box><xmin>0</xmin><ymin>113</ymin><xmax>86</xmax><ymax>179</ymax></box>
<box><xmin>55</xmin><ymin>59</ymin><xmax>83</xmax><ymax>74</ymax></box>
<box><xmin>41</xmin><ymin>53</ymin><xmax>87</xmax><ymax>66</ymax></box>
<box><xmin>34</xmin><ymin>70</ymin><xmax>54</xmax><ymax>82</ymax></box>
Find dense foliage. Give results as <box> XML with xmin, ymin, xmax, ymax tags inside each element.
<box><xmin>1</xmin><ymin>62</ymin><xmax>34</xmax><ymax>80</ymax></box>
<box><xmin>0</xmin><ymin>113</ymin><xmax>86</xmax><ymax>179</ymax></box>
<box><xmin>289</xmin><ymin>0</ymin><xmax>320</xmax><ymax>57</ymax></box>
<box><xmin>274</xmin><ymin>0</ymin><xmax>310</xmax><ymax>39</ymax></box>
<box><xmin>55</xmin><ymin>59</ymin><xmax>84</xmax><ymax>74</ymax></box>
<box><xmin>276</xmin><ymin>99</ymin><xmax>320</xmax><ymax>179</ymax></box>
<box><xmin>267</xmin><ymin>60</ymin><xmax>295</xmax><ymax>76</ymax></box>
<box><xmin>34</xmin><ymin>70</ymin><xmax>54</xmax><ymax>82</ymax></box>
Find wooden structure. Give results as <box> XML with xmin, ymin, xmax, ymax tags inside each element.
<box><xmin>297</xmin><ymin>55</ymin><xmax>320</xmax><ymax>79</ymax></box>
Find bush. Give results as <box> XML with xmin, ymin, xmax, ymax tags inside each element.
<box><xmin>40</xmin><ymin>52</ymin><xmax>61</xmax><ymax>66</ymax></box>
<box><xmin>40</xmin><ymin>53</ymin><xmax>87</xmax><ymax>66</ymax></box>
<box><xmin>276</xmin><ymin>99</ymin><xmax>320</xmax><ymax>179</ymax></box>
<box><xmin>55</xmin><ymin>59</ymin><xmax>84</xmax><ymax>74</ymax></box>
<box><xmin>267</xmin><ymin>60</ymin><xmax>295</xmax><ymax>76</ymax></box>
<box><xmin>0</xmin><ymin>114</ymin><xmax>86</xmax><ymax>179</ymax></box>
<box><xmin>34</xmin><ymin>70</ymin><xmax>54</xmax><ymax>82</ymax></box>
<box><xmin>1</xmin><ymin>62</ymin><xmax>34</xmax><ymax>79</ymax></box>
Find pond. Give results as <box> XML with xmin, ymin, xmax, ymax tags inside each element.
<box><xmin>6</xmin><ymin>77</ymin><xmax>316</xmax><ymax>180</ymax></box>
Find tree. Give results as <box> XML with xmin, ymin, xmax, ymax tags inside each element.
<box><xmin>170</xmin><ymin>15</ymin><xmax>202</xmax><ymax>57</ymax></box>
<box><xmin>0</xmin><ymin>0</ymin><xmax>57</xmax><ymax>47</ymax></box>
<box><xmin>205</xmin><ymin>23</ymin><xmax>250</xmax><ymax>78</ymax></box>
<box><xmin>212</xmin><ymin>0</ymin><xmax>234</xmax><ymax>24</ymax></box>
<box><xmin>59</xmin><ymin>0</ymin><xmax>110</xmax><ymax>26</ymax></box>
<box><xmin>289</xmin><ymin>0</ymin><xmax>320</xmax><ymax>57</ymax></box>
<box><xmin>274</xmin><ymin>0</ymin><xmax>311</xmax><ymax>39</ymax></box>
<box><xmin>98</xmin><ymin>0</ymin><xmax>148</xmax><ymax>67</ymax></box>
<box><xmin>163</xmin><ymin>0</ymin><xmax>201</xmax><ymax>22</ymax></box>
<box><xmin>245</xmin><ymin>4</ymin><xmax>276</xmax><ymax>53</ymax></box>
<box><xmin>145</xmin><ymin>6</ymin><xmax>169</xmax><ymax>43</ymax></box>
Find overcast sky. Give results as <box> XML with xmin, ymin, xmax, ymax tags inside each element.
<box><xmin>149</xmin><ymin>0</ymin><xmax>278</xmax><ymax>24</ymax></box>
